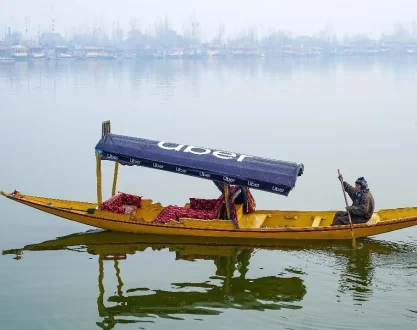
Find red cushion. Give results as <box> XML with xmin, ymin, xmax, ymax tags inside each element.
<box><xmin>100</xmin><ymin>205</ymin><xmax>125</xmax><ymax>214</ymax></box>
<box><xmin>120</xmin><ymin>193</ymin><xmax>142</xmax><ymax>208</ymax></box>
<box><xmin>189</xmin><ymin>198</ymin><xmax>219</xmax><ymax>210</ymax></box>
<box><xmin>154</xmin><ymin>206</ymin><xmax>183</xmax><ymax>223</ymax></box>
<box><xmin>99</xmin><ymin>193</ymin><xmax>123</xmax><ymax>213</ymax></box>
<box><xmin>154</xmin><ymin>201</ymin><xmax>223</xmax><ymax>224</ymax></box>
<box><xmin>99</xmin><ymin>192</ymin><xmax>142</xmax><ymax>213</ymax></box>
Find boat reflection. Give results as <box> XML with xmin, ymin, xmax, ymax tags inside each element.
<box><xmin>2</xmin><ymin>231</ymin><xmax>409</xmax><ymax>329</ymax></box>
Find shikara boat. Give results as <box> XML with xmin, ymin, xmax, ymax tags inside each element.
<box><xmin>2</xmin><ymin>120</ymin><xmax>417</xmax><ymax>240</ymax></box>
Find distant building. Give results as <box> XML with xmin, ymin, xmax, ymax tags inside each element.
<box><xmin>10</xmin><ymin>45</ymin><xmax>28</xmax><ymax>60</ymax></box>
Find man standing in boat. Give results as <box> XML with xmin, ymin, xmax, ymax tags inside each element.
<box><xmin>331</xmin><ymin>175</ymin><xmax>375</xmax><ymax>226</ymax></box>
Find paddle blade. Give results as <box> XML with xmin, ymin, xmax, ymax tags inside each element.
<box><xmin>351</xmin><ymin>234</ymin><xmax>357</xmax><ymax>249</ymax></box>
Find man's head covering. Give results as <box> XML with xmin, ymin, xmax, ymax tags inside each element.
<box><xmin>355</xmin><ymin>177</ymin><xmax>368</xmax><ymax>190</ymax></box>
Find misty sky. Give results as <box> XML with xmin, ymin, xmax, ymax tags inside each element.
<box><xmin>1</xmin><ymin>0</ymin><xmax>416</xmax><ymax>40</ymax></box>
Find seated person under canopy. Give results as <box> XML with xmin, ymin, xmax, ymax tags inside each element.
<box><xmin>331</xmin><ymin>175</ymin><xmax>375</xmax><ymax>226</ymax></box>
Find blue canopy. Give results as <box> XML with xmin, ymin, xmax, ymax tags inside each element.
<box><xmin>95</xmin><ymin>134</ymin><xmax>304</xmax><ymax>196</ymax></box>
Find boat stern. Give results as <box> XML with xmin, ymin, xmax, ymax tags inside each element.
<box><xmin>1</xmin><ymin>189</ymin><xmax>23</xmax><ymax>199</ymax></box>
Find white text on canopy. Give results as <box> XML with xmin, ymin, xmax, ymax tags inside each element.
<box><xmin>158</xmin><ymin>142</ymin><xmax>252</xmax><ymax>162</ymax></box>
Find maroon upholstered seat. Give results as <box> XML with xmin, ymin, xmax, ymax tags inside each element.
<box><xmin>154</xmin><ymin>196</ymin><xmax>224</xmax><ymax>223</ymax></box>
<box><xmin>99</xmin><ymin>192</ymin><xmax>142</xmax><ymax>214</ymax></box>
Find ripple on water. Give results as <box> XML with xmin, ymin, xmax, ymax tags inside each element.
<box><xmin>256</xmin><ymin>238</ymin><xmax>417</xmax><ymax>329</ymax></box>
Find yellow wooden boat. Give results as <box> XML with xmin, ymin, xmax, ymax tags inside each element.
<box><xmin>2</xmin><ymin>120</ymin><xmax>417</xmax><ymax>240</ymax></box>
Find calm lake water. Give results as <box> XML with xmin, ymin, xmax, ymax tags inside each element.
<box><xmin>0</xmin><ymin>57</ymin><xmax>417</xmax><ymax>329</ymax></box>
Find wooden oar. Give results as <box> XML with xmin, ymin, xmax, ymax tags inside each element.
<box><xmin>338</xmin><ymin>169</ymin><xmax>357</xmax><ymax>249</ymax></box>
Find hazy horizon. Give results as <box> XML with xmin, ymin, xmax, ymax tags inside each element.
<box><xmin>1</xmin><ymin>0</ymin><xmax>417</xmax><ymax>41</ymax></box>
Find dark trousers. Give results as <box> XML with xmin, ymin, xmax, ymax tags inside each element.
<box><xmin>331</xmin><ymin>211</ymin><xmax>368</xmax><ymax>226</ymax></box>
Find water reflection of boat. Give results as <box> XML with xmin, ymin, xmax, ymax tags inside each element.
<box><xmin>3</xmin><ymin>230</ymin><xmax>310</xmax><ymax>328</ymax></box>
<box><xmin>2</xmin><ymin>229</ymin><xmax>409</xmax><ymax>253</ymax></box>
<box><xmin>3</xmin><ymin>230</ymin><xmax>413</xmax><ymax>328</ymax></box>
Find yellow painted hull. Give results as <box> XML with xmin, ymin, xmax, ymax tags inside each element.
<box><xmin>2</xmin><ymin>190</ymin><xmax>417</xmax><ymax>240</ymax></box>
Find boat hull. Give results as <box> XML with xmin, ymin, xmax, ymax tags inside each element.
<box><xmin>3</xmin><ymin>191</ymin><xmax>417</xmax><ymax>240</ymax></box>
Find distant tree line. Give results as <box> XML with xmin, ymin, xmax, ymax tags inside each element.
<box><xmin>1</xmin><ymin>15</ymin><xmax>416</xmax><ymax>48</ymax></box>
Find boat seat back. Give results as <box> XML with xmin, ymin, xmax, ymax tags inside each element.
<box><xmin>366</xmin><ymin>213</ymin><xmax>380</xmax><ymax>225</ymax></box>
<box><xmin>311</xmin><ymin>216</ymin><xmax>322</xmax><ymax>227</ymax></box>
<box><xmin>189</xmin><ymin>197</ymin><xmax>223</xmax><ymax>211</ymax></box>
